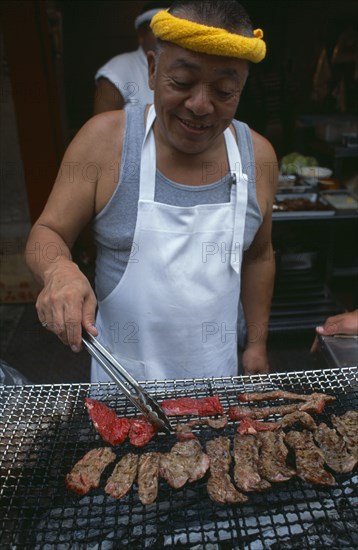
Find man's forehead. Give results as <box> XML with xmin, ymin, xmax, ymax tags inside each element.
<box><xmin>162</xmin><ymin>45</ymin><xmax>248</xmax><ymax>77</ymax></box>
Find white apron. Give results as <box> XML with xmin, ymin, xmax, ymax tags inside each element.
<box><xmin>91</xmin><ymin>106</ymin><xmax>248</xmax><ymax>382</ymax></box>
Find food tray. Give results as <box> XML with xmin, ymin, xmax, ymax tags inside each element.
<box><xmin>320</xmin><ymin>190</ymin><xmax>358</xmax><ymax>213</ymax></box>
<box><xmin>273</xmin><ymin>193</ymin><xmax>336</xmax><ymax>219</ymax></box>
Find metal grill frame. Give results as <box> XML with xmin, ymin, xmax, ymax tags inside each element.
<box><xmin>1</xmin><ymin>367</ymin><xmax>357</xmax><ymax>549</ymax></box>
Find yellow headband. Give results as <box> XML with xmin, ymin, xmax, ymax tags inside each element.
<box><xmin>151</xmin><ymin>11</ymin><xmax>266</xmax><ymax>63</ymax></box>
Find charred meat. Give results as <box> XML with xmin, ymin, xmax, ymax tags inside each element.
<box><xmin>257</xmin><ymin>431</ymin><xmax>296</xmax><ymax>483</ymax></box>
<box><xmin>105</xmin><ymin>453</ymin><xmax>138</xmax><ymax>499</ymax></box>
<box><xmin>285</xmin><ymin>430</ymin><xmax>336</xmax><ymax>486</ymax></box>
<box><xmin>160</xmin><ymin>439</ymin><xmax>210</xmax><ymax>489</ymax></box>
<box><xmin>331</xmin><ymin>410</ymin><xmax>358</xmax><ymax>460</ymax></box>
<box><xmin>206</xmin><ymin>437</ymin><xmax>247</xmax><ymax>504</ymax></box>
<box><xmin>65</xmin><ymin>447</ymin><xmax>116</xmax><ymax>495</ymax></box>
<box><xmin>138</xmin><ymin>452</ymin><xmax>161</xmax><ymax>505</ymax></box>
<box><xmin>233</xmin><ymin>434</ymin><xmax>271</xmax><ymax>492</ymax></box>
<box><xmin>314</xmin><ymin>422</ymin><xmax>357</xmax><ymax>474</ymax></box>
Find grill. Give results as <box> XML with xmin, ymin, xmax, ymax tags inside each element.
<box><xmin>1</xmin><ymin>368</ymin><xmax>357</xmax><ymax>549</ymax></box>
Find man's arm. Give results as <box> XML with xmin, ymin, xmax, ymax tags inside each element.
<box><xmin>93</xmin><ymin>78</ymin><xmax>125</xmax><ymax>114</ymax></box>
<box><xmin>26</xmin><ymin>111</ymin><xmax>124</xmax><ymax>351</ymax></box>
<box><xmin>240</xmin><ymin>132</ymin><xmax>278</xmax><ymax>374</ymax></box>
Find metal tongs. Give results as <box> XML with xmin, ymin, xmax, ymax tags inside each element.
<box><xmin>82</xmin><ymin>331</ymin><xmax>171</xmax><ymax>434</ymax></box>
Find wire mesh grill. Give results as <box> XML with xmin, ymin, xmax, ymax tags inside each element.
<box><xmin>1</xmin><ymin>368</ymin><xmax>357</xmax><ymax>549</ymax></box>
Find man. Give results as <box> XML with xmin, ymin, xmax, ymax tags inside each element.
<box><xmin>26</xmin><ymin>0</ymin><xmax>277</xmax><ymax>380</ymax></box>
<box><xmin>94</xmin><ymin>1</ymin><xmax>171</xmax><ymax>113</ymax></box>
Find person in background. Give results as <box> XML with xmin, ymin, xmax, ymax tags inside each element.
<box><xmin>94</xmin><ymin>1</ymin><xmax>171</xmax><ymax>114</ymax></box>
<box><xmin>26</xmin><ymin>0</ymin><xmax>277</xmax><ymax>381</ymax></box>
<box><xmin>311</xmin><ymin>309</ymin><xmax>358</xmax><ymax>352</ymax></box>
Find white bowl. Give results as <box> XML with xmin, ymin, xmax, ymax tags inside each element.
<box><xmin>297</xmin><ymin>166</ymin><xmax>333</xmax><ymax>183</ymax></box>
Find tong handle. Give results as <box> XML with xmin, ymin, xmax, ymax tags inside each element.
<box><xmin>82</xmin><ymin>332</ymin><xmax>171</xmax><ymax>433</ymax></box>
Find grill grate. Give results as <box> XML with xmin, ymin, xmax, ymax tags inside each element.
<box><xmin>1</xmin><ymin>368</ymin><xmax>357</xmax><ymax>549</ymax></box>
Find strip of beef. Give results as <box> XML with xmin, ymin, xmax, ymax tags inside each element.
<box><xmin>228</xmin><ymin>396</ymin><xmax>333</xmax><ymax>421</ymax></box>
<box><xmin>175</xmin><ymin>415</ymin><xmax>228</xmax><ymax>441</ymax></box>
<box><xmin>331</xmin><ymin>410</ymin><xmax>358</xmax><ymax>460</ymax></box>
<box><xmin>105</xmin><ymin>453</ymin><xmax>138</xmax><ymax>499</ymax></box>
<box><xmin>65</xmin><ymin>447</ymin><xmax>116</xmax><ymax>495</ymax></box>
<box><xmin>313</xmin><ymin>422</ymin><xmax>357</xmax><ymax>473</ymax></box>
<box><xmin>233</xmin><ymin>434</ymin><xmax>271</xmax><ymax>492</ymax></box>
<box><xmin>161</xmin><ymin>395</ymin><xmax>224</xmax><ymax>416</ymax></box>
<box><xmin>137</xmin><ymin>452</ymin><xmax>161</xmax><ymax>505</ymax></box>
<box><xmin>128</xmin><ymin>417</ymin><xmax>158</xmax><ymax>447</ymax></box>
<box><xmin>285</xmin><ymin>430</ymin><xmax>336</xmax><ymax>486</ymax></box>
<box><xmin>238</xmin><ymin>390</ymin><xmax>335</xmax><ymax>406</ymax></box>
<box><xmin>237</xmin><ymin>418</ymin><xmax>278</xmax><ymax>435</ymax></box>
<box><xmin>160</xmin><ymin>440</ymin><xmax>210</xmax><ymax>489</ymax></box>
<box><xmin>85</xmin><ymin>398</ymin><xmax>130</xmax><ymax>445</ymax></box>
<box><xmin>279</xmin><ymin>411</ymin><xmax>316</xmax><ymax>431</ymax></box>
<box><xmin>257</xmin><ymin>431</ymin><xmax>296</xmax><ymax>482</ymax></box>
<box><xmin>206</xmin><ymin>437</ymin><xmax>247</xmax><ymax>504</ymax></box>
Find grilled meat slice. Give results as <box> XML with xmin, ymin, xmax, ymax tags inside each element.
<box><xmin>105</xmin><ymin>453</ymin><xmax>138</xmax><ymax>499</ymax></box>
<box><xmin>233</xmin><ymin>434</ymin><xmax>271</xmax><ymax>492</ymax></box>
<box><xmin>161</xmin><ymin>395</ymin><xmax>224</xmax><ymax>416</ymax></box>
<box><xmin>206</xmin><ymin>437</ymin><xmax>247</xmax><ymax>504</ymax></box>
<box><xmin>257</xmin><ymin>432</ymin><xmax>295</xmax><ymax>482</ymax></box>
<box><xmin>160</xmin><ymin>440</ymin><xmax>210</xmax><ymax>489</ymax></box>
<box><xmin>238</xmin><ymin>390</ymin><xmax>335</xmax><ymax>406</ymax></box>
<box><xmin>207</xmin><ymin>473</ymin><xmax>247</xmax><ymax>504</ymax></box>
<box><xmin>65</xmin><ymin>447</ymin><xmax>116</xmax><ymax>495</ymax></box>
<box><xmin>279</xmin><ymin>411</ymin><xmax>316</xmax><ymax>431</ymax></box>
<box><xmin>175</xmin><ymin>415</ymin><xmax>228</xmax><ymax>441</ymax></box>
<box><xmin>237</xmin><ymin>418</ymin><xmax>278</xmax><ymax>434</ymax></box>
<box><xmin>331</xmin><ymin>410</ymin><xmax>358</xmax><ymax>460</ymax></box>
<box><xmin>138</xmin><ymin>452</ymin><xmax>161</xmax><ymax>505</ymax></box>
<box><xmin>228</xmin><ymin>395</ymin><xmax>333</xmax><ymax>421</ymax></box>
<box><xmin>285</xmin><ymin>430</ymin><xmax>336</xmax><ymax>486</ymax></box>
<box><xmin>313</xmin><ymin>422</ymin><xmax>357</xmax><ymax>474</ymax></box>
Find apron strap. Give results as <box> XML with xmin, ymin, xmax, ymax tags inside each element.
<box><xmin>223</xmin><ymin>128</ymin><xmax>248</xmax><ymax>274</ymax></box>
<box><xmin>139</xmin><ymin>105</ymin><xmax>157</xmax><ymax>201</ymax></box>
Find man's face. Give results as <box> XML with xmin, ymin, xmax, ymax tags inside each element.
<box><xmin>148</xmin><ymin>42</ymin><xmax>249</xmax><ymax>155</ymax></box>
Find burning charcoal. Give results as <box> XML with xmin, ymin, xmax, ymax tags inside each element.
<box><xmin>138</xmin><ymin>452</ymin><xmax>161</xmax><ymax>505</ymax></box>
<box><xmin>206</xmin><ymin>437</ymin><xmax>247</xmax><ymax>504</ymax></box>
<box><xmin>160</xmin><ymin>440</ymin><xmax>210</xmax><ymax>489</ymax></box>
<box><xmin>314</xmin><ymin>423</ymin><xmax>358</xmax><ymax>474</ymax></box>
<box><xmin>331</xmin><ymin>411</ymin><xmax>358</xmax><ymax>460</ymax></box>
<box><xmin>285</xmin><ymin>431</ymin><xmax>336</xmax><ymax>486</ymax></box>
<box><xmin>257</xmin><ymin>431</ymin><xmax>296</xmax><ymax>483</ymax></box>
<box><xmin>233</xmin><ymin>434</ymin><xmax>271</xmax><ymax>492</ymax></box>
<box><xmin>65</xmin><ymin>447</ymin><xmax>116</xmax><ymax>495</ymax></box>
<box><xmin>105</xmin><ymin>453</ymin><xmax>138</xmax><ymax>499</ymax></box>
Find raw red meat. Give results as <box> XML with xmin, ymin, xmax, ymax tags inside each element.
<box><xmin>128</xmin><ymin>417</ymin><xmax>158</xmax><ymax>447</ymax></box>
<box><xmin>161</xmin><ymin>395</ymin><xmax>224</xmax><ymax>416</ymax></box>
<box><xmin>85</xmin><ymin>398</ymin><xmax>130</xmax><ymax>446</ymax></box>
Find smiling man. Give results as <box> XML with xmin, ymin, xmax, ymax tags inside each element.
<box><xmin>26</xmin><ymin>0</ymin><xmax>277</xmax><ymax>381</ymax></box>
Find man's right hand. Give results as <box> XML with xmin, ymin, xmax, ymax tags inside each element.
<box><xmin>36</xmin><ymin>259</ymin><xmax>98</xmax><ymax>352</ymax></box>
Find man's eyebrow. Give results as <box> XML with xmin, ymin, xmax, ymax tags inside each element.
<box><xmin>168</xmin><ymin>58</ymin><xmax>241</xmax><ymax>79</ymax></box>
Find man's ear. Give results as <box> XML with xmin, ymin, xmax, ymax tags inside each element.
<box><xmin>147</xmin><ymin>51</ymin><xmax>156</xmax><ymax>90</ymax></box>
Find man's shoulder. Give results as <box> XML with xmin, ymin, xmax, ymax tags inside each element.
<box><xmin>249</xmin><ymin>128</ymin><xmax>277</xmax><ymax>164</ymax></box>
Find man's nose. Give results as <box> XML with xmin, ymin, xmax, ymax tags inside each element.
<box><xmin>184</xmin><ymin>83</ymin><xmax>214</xmax><ymax>115</ymax></box>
